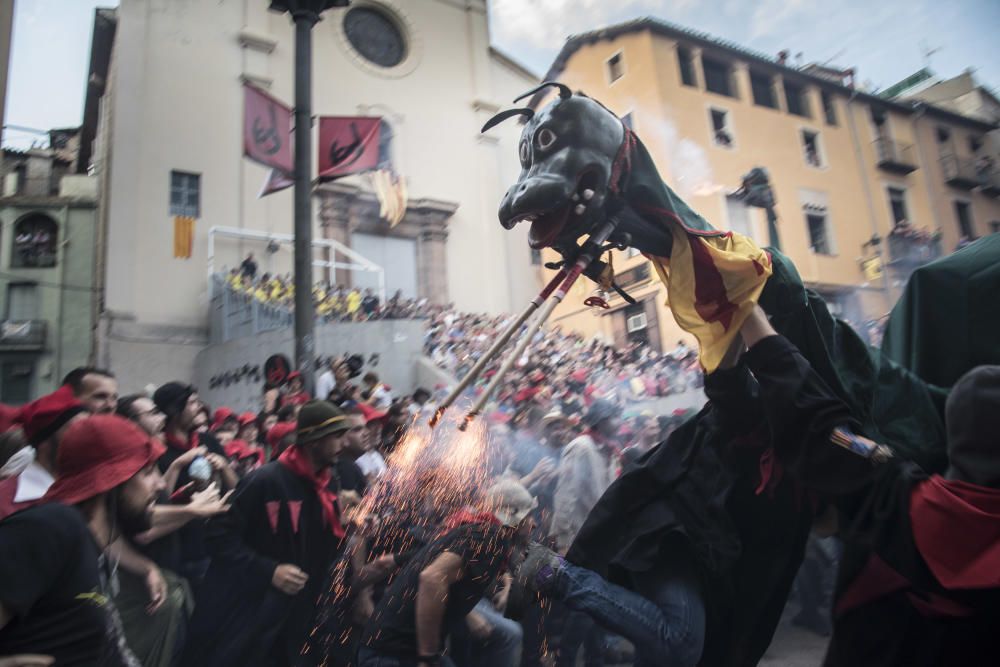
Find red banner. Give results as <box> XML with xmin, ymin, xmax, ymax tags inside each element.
<box><xmin>318</xmin><ymin>116</ymin><xmax>383</xmax><ymax>180</ymax></box>
<box><xmin>244</xmin><ymin>83</ymin><xmax>293</xmax><ymax>174</ymax></box>
<box><xmin>258</xmin><ymin>169</ymin><xmax>294</xmax><ymax>198</ymax></box>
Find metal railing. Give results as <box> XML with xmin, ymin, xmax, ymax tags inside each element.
<box><xmin>873</xmin><ymin>137</ymin><xmax>916</xmax><ymax>172</ymax></box>
<box><xmin>210</xmin><ymin>275</ymin><xmax>293</xmax><ymax>343</ymax></box>
<box><xmin>0</xmin><ymin>320</ymin><xmax>47</xmax><ymax>350</ymax></box>
<box><xmin>940</xmin><ymin>154</ymin><xmax>982</xmax><ymax>188</ymax></box>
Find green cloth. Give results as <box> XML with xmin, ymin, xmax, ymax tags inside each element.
<box><xmin>881</xmin><ymin>233</ymin><xmax>1000</xmax><ymax>390</ymax></box>
<box><xmin>760</xmin><ymin>249</ymin><xmax>948</xmax><ymax>473</ymax></box>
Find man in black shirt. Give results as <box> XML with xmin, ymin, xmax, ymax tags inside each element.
<box><xmin>359</xmin><ymin>479</ymin><xmax>537</xmax><ymax>667</ymax></box>
<box><xmin>240</xmin><ymin>253</ymin><xmax>258</xmax><ymax>280</ymax></box>
<box><xmin>150</xmin><ymin>381</ymin><xmax>237</xmax><ymax>584</ymax></box>
<box><xmin>0</xmin><ymin>415</ymin><xmax>166</xmax><ymax>666</ymax></box>
<box><xmin>182</xmin><ymin>400</ymin><xmax>351</xmax><ymax>667</ymax></box>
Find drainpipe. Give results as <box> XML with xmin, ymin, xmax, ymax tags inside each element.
<box><xmin>56</xmin><ymin>205</ymin><xmax>70</xmax><ymax>385</ymax></box>
<box><xmin>845</xmin><ymin>91</ymin><xmax>893</xmax><ymax>312</ymax></box>
<box><xmin>910</xmin><ymin>102</ymin><xmax>945</xmax><ymax>233</ymax></box>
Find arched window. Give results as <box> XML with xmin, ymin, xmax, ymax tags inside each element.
<box><xmin>11</xmin><ymin>214</ymin><xmax>58</xmax><ymax>268</ymax></box>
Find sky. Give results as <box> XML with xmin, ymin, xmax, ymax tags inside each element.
<box><xmin>3</xmin><ymin>0</ymin><xmax>998</xmax><ymax>150</ymax></box>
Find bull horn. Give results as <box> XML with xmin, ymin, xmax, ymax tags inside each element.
<box><xmin>481</xmin><ymin>107</ymin><xmax>534</xmax><ymax>133</ymax></box>
<box><xmin>513</xmin><ymin>81</ymin><xmax>572</xmax><ymax>104</ymax></box>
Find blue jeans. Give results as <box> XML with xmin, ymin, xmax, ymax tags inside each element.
<box><xmin>551</xmin><ymin>557</ymin><xmax>705</xmax><ymax>667</ymax></box>
<box><xmin>450</xmin><ymin>599</ymin><xmax>523</xmax><ymax>667</ymax></box>
<box><xmin>555</xmin><ymin>609</ymin><xmax>603</xmax><ymax>667</ymax></box>
<box><xmin>356</xmin><ymin>646</ymin><xmax>457</xmax><ymax>667</ymax></box>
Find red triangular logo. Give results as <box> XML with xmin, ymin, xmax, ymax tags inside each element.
<box><xmin>288</xmin><ymin>501</ymin><xmax>302</xmax><ymax>534</ymax></box>
<box><xmin>266</xmin><ymin>501</ymin><xmax>280</xmax><ymax>534</ymax></box>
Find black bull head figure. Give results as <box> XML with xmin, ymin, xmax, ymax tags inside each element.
<box><xmin>482</xmin><ymin>82</ymin><xmax>738</xmax><ymax>261</ymax></box>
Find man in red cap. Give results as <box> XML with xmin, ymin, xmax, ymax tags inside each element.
<box><xmin>183</xmin><ymin>400</ymin><xmax>351</xmax><ymax>667</ymax></box>
<box><xmin>0</xmin><ymin>415</ymin><xmax>166</xmax><ymax>665</ymax></box>
<box><xmin>0</xmin><ymin>386</ymin><xmax>88</xmax><ymax>520</ymax></box>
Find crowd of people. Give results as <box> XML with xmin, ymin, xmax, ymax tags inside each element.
<box><xmin>0</xmin><ymin>290</ymin><xmax>997</xmax><ymax>667</ymax></box>
<box><xmin>425</xmin><ymin>310</ymin><xmax>703</xmax><ymax>415</ymax></box>
<box><xmin>0</xmin><ymin>355</ymin><xmax>681</xmax><ymax>667</ymax></box>
<box><xmin>224</xmin><ymin>254</ymin><xmax>433</xmax><ymax>322</ymax></box>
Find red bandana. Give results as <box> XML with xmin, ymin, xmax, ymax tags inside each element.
<box><xmin>278</xmin><ymin>445</ymin><xmax>345</xmax><ymax>538</ymax></box>
<box><xmin>909</xmin><ymin>475</ymin><xmax>1000</xmax><ymax>590</ymax></box>
<box><xmin>439</xmin><ymin>509</ymin><xmax>501</xmax><ymax>536</ymax></box>
<box><xmin>165</xmin><ymin>430</ymin><xmax>199</xmax><ymax>452</ymax></box>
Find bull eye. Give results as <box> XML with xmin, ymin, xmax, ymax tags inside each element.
<box><xmin>536</xmin><ymin>128</ymin><xmax>557</xmax><ymax>151</ymax></box>
<box><xmin>519</xmin><ymin>140</ymin><xmax>530</xmax><ymax>166</ymax></box>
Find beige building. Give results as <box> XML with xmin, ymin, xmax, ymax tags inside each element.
<box><xmin>83</xmin><ymin>0</ymin><xmax>539</xmax><ymax>391</ymax></box>
<box><xmin>529</xmin><ymin>19</ymin><xmax>1000</xmax><ymax>352</ymax></box>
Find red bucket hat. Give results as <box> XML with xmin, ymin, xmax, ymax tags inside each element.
<box><xmin>17</xmin><ymin>385</ymin><xmax>87</xmax><ymax>445</ymax></box>
<box><xmin>211</xmin><ymin>407</ymin><xmax>236</xmax><ymax>431</ymax></box>
<box><xmin>356</xmin><ymin>402</ymin><xmax>387</xmax><ymax>424</ymax></box>
<box><xmin>266</xmin><ymin>422</ymin><xmax>297</xmax><ymax>449</ymax></box>
<box><xmin>237</xmin><ymin>412</ymin><xmax>257</xmax><ymax>427</ymax></box>
<box><xmin>44</xmin><ymin>415</ymin><xmax>166</xmax><ymax>506</ymax></box>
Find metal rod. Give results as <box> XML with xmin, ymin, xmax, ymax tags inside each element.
<box><xmin>292</xmin><ymin>12</ymin><xmax>318</xmax><ymax>394</ymax></box>
<box><xmin>456</xmin><ymin>219</ymin><xmax>619</xmax><ymax>430</ymax></box>
<box><xmin>429</xmin><ymin>267</ymin><xmax>568</xmax><ymax>428</ymax></box>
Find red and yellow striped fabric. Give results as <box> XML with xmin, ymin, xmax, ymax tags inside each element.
<box><xmin>646</xmin><ymin>223</ymin><xmax>772</xmax><ymax>373</ymax></box>
<box><xmin>173</xmin><ymin>216</ymin><xmax>195</xmax><ymax>259</ymax></box>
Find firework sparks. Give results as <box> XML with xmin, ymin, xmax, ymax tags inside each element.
<box><xmin>305</xmin><ymin>410</ymin><xmax>501</xmax><ymax>660</ymax></box>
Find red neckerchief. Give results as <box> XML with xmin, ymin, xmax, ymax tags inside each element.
<box><xmin>278</xmin><ymin>445</ymin><xmax>345</xmax><ymax>538</ymax></box>
<box><xmin>165</xmin><ymin>430</ymin><xmax>198</xmax><ymax>452</ymax></box>
<box><xmin>284</xmin><ymin>391</ymin><xmax>311</xmax><ymax>407</ymax></box>
<box><xmin>439</xmin><ymin>509</ymin><xmax>501</xmax><ymax>536</ymax></box>
<box><xmin>910</xmin><ymin>475</ymin><xmax>1000</xmax><ymax>590</ymax></box>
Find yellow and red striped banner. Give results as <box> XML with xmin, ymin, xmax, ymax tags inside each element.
<box><xmin>646</xmin><ymin>224</ymin><xmax>772</xmax><ymax>373</ymax></box>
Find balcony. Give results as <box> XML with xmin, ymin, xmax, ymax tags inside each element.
<box><xmin>886</xmin><ymin>225</ymin><xmax>942</xmax><ymax>277</ymax></box>
<box><xmin>979</xmin><ymin>168</ymin><xmax>1000</xmax><ymax>197</ymax></box>
<box><xmin>940</xmin><ymin>154</ymin><xmax>981</xmax><ymax>190</ymax></box>
<box><xmin>0</xmin><ymin>320</ymin><xmax>47</xmax><ymax>351</ymax></box>
<box><xmin>873</xmin><ymin>138</ymin><xmax>917</xmax><ymax>174</ymax></box>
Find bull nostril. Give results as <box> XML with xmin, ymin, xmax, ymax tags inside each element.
<box><xmin>517</xmin><ymin>183</ymin><xmax>528</xmax><ymax>193</ymax></box>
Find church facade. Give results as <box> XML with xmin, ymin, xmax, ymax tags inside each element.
<box><xmin>84</xmin><ymin>0</ymin><xmax>539</xmax><ymax>391</ymax></box>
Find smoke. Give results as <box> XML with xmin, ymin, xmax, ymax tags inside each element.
<box><xmin>619</xmin><ymin>98</ymin><xmax>728</xmax><ymax>199</ymax></box>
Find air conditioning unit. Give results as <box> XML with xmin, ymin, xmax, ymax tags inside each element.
<box><xmin>626</xmin><ymin>312</ymin><xmax>647</xmax><ymax>333</ymax></box>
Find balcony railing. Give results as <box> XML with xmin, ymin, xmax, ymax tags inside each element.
<box><xmin>940</xmin><ymin>154</ymin><xmax>982</xmax><ymax>190</ymax></box>
<box><xmin>873</xmin><ymin>137</ymin><xmax>917</xmax><ymax>174</ymax></box>
<box><xmin>0</xmin><ymin>320</ymin><xmax>47</xmax><ymax>351</ymax></box>
<box><xmin>210</xmin><ymin>276</ymin><xmax>293</xmax><ymax>343</ymax></box>
<box><xmin>977</xmin><ymin>167</ymin><xmax>1000</xmax><ymax>197</ymax></box>
<box><xmin>886</xmin><ymin>227</ymin><xmax>942</xmax><ymax>274</ymax></box>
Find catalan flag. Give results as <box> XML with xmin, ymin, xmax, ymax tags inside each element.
<box><xmin>174</xmin><ymin>215</ymin><xmax>195</xmax><ymax>259</ymax></box>
<box><xmin>614</xmin><ymin>130</ymin><xmax>772</xmax><ymax>372</ymax></box>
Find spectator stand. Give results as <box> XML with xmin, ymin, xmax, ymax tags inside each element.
<box><xmin>207</xmin><ymin>226</ymin><xmax>386</xmax><ymax>343</ymax></box>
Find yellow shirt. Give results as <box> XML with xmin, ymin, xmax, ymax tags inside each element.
<box><xmin>346</xmin><ymin>291</ymin><xmax>361</xmax><ymax>313</ymax></box>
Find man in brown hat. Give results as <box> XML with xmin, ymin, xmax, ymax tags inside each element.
<box><xmin>0</xmin><ymin>415</ymin><xmax>166</xmax><ymax>665</ymax></box>
<box><xmin>183</xmin><ymin>400</ymin><xmax>351</xmax><ymax>667</ymax></box>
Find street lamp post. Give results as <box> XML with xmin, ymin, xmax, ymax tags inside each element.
<box><xmin>269</xmin><ymin>0</ymin><xmax>349</xmax><ymax>394</ymax></box>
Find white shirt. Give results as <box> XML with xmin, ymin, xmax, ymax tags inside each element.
<box><xmin>369</xmin><ymin>385</ymin><xmax>393</xmax><ymax>410</ymax></box>
<box><xmin>356</xmin><ymin>450</ymin><xmax>388</xmax><ymax>478</ymax></box>
<box><xmin>316</xmin><ymin>369</ymin><xmax>337</xmax><ymax>401</ymax></box>
<box><xmin>0</xmin><ymin>446</ymin><xmax>34</xmax><ymax>479</ymax></box>
<box><xmin>13</xmin><ymin>458</ymin><xmax>54</xmax><ymax>503</ymax></box>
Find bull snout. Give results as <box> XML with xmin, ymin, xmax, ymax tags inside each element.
<box><xmin>499</xmin><ymin>174</ymin><xmax>574</xmax><ymax>225</ymax></box>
